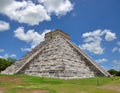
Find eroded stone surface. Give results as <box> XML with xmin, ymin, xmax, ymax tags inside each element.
<box><xmin>1</xmin><ymin>30</ymin><xmax>110</xmax><ymax>79</ymax></box>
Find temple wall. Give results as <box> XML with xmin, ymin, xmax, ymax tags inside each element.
<box><xmin>1</xmin><ymin>30</ymin><xmax>109</xmax><ymax>78</ymax></box>
<box><xmin>22</xmin><ymin>35</ymin><xmax>96</xmax><ymax>78</ymax></box>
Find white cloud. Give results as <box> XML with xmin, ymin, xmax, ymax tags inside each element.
<box><xmin>112</xmin><ymin>41</ymin><xmax>120</xmax><ymax>53</ymax></box>
<box><xmin>113</xmin><ymin>60</ymin><xmax>120</xmax><ymax>70</ymax></box>
<box><xmin>14</xmin><ymin>27</ymin><xmax>51</xmax><ymax>51</ymax></box>
<box><xmin>82</xmin><ymin>29</ymin><xmax>102</xmax><ymax>38</ymax></box>
<box><xmin>2</xmin><ymin>1</ymin><xmax>50</xmax><ymax>25</ymax></box>
<box><xmin>0</xmin><ymin>0</ymin><xmax>73</xmax><ymax>25</ymax></box>
<box><xmin>104</xmin><ymin>30</ymin><xmax>117</xmax><ymax>41</ymax></box>
<box><xmin>95</xmin><ymin>58</ymin><xmax>107</xmax><ymax>63</ymax></box>
<box><xmin>81</xmin><ymin>42</ymin><xmax>104</xmax><ymax>55</ymax></box>
<box><xmin>0</xmin><ymin>0</ymin><xmax>14</xmax><ymax>12</ymax></box>
<box><xmin>0</xmin><ymin>20</ymin><xmax>10</xmax><ymax>31</ymax></box>
<box><xmin>117</xmin><ymin>41</ymin><xmax>120</xmax><ymax>46</ymax></box>
<box><xmin>112</xmin><ymin>47</ymin><xmax>118</xmax><ymax>52</ymax></box>
<box><xmin>38</xmin><ymin>0</ymin><xmax>73</xmax><ymax>16</ymax></box>
<box><xmin>0</xmin><ymin>53</ymin><xmax>16</xmax><ymax>59</ymax></box>
<box><xmin>21</xmin><ymin>47</ymin><xmax>31</xmax><ymax>52</ymax></box>
<box><xmin>80</xmin><ymin>29</ymin><xmax>116</xmax><ymax>55</ymax></box>
<box><xmin>0</xmin><ymin>49</ymin><xmax>4</xmax><ymax>52</ymax></box>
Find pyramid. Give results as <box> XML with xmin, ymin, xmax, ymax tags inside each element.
<box><xmin>1</xmin><ymin>30</ymin><xmax>110</xmax><ymax>79</ymax></box>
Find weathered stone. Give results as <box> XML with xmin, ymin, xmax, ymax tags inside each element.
<box><xmin>1</xmin><ymin>29</ymin><xmax>110</xmax><ymax>79</ymax></box>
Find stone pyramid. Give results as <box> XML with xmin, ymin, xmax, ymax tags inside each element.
<box><xmin>1</xmin><ymin>30</ymin><xmax>110</xmax><ymax>79</ymax></box>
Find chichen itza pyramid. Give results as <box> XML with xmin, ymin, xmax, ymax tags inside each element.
<box><xmin>1</xmin><ymin>30</ymin><xmax>110</xmax><ymax>79</ymax></box>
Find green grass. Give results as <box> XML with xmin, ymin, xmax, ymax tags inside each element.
<box><xmin>0</xmin><ymin>74</ymin><xmax>120</xmax><ymax>93</ymax></box>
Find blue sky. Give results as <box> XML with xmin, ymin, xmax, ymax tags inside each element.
<box><xmin>0</xmin><ymin>0</ymin><xmax>120</xmax><ymax>70</ymax></box>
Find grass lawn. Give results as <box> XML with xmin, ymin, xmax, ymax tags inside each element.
<box><xmin>0</xmin><ymin>74</ymin><xmax>120</xmax><ymax>93</ymax></box>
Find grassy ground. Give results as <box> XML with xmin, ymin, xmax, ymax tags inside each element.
<box><xmin>0</xmin><ymin>74</ymin><xmax>120</xmax><ymax>93</ymax></box>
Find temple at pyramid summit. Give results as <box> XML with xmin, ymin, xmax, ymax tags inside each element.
<box><xmin>1</xmin><ymin>30</ymin><xmax>110</xmax><ymax>79</ymax></box>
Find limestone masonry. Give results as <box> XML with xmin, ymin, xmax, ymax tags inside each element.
<box><xmin>1</xmin><ymin>30</ymin><xmax>110</xmax><ymax>79</ymax></box>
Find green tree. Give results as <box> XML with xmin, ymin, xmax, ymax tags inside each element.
<box><xmin>117</xmin><ymin>71</ymin><xmax>120</xmax><ymax>76</ymax></box>
<box><xmin>0</xmin><ymin>58</ymin><xmax>16</xmax><ymax>72</ymax></box>
<box><xmin>108</xmin><ymin>69</ymin><xmax>120</xmax><ymax>76</ymax></box>
<box><xmin>108</xmin><ymin>69</ymin><xmax>118</xmax><ymax>75</ymax></box>
<box><xmin>7</xmin><ymin>57</ymin><xmax>16</xmax><ymax>63</ymax></box>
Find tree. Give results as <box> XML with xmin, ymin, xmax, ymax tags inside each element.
<box><xmin>108</xmin><ymin>69</ymin><xmax>120</xmax><ymax>76</ymax></box>
<box><xmin>0</xmin><ymin>58</ymin><xmax>16</xmax><ymax>72</ymax></box>
<box><xmin>108</xmin><ymin>69</ymin><xmax>118</xmax><ymax>75</ymax></box>
<box><xmin>117</xmin><ymin>71</ymin><xmax>120</xmax><ymax>76</ymax></box>
<box><xmin>7</xmin><ymin>57</ymin><xmax>16</xmax><ymax>63</ymax></box>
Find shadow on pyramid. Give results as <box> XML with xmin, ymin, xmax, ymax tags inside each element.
<box><xmin>1</xmin><ymin>30</ymin><xmax>110</xmax><ymax>79</ymax></box>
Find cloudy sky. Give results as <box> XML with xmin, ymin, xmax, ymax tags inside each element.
<box><xmin>0</xmin><ymin>0</ymin><xmax>120</xmax><ymax>70</ymax></box>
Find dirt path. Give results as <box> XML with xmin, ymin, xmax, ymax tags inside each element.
<box><xmin>0</xmin><ymin>75</ymin><xmax>24</xmax><ymax>84</ymax></box>
<box><xmin>102</xmin><ymin>84</ymin><xmax>120</xmax><ymax>92</ymax></box>
<box><xmin>0</xmin><ymin>88</ymin><xmax>5</xmax><ymax>93</ymax></box>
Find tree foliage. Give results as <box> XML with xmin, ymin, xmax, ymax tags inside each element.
<box><xmin>108</xmin><ymin>69</ymin><xmax>120</xmax><ymax>76</ymax></box>
<box><xmin>0</xmin><ymin>58</ymin><xmax>16</xmax><ymax>72</ymax></box>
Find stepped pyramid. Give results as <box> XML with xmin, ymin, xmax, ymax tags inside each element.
<box><xmin>1</xmin><ymin>30</ymin><xmax>110</xmax><ymax>79</ymax></box>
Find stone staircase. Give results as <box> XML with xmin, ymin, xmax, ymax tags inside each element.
<box><xmin>1</xmin><ymin>41</ymin><xmax>48</xmax><ymax>74</ymax></box>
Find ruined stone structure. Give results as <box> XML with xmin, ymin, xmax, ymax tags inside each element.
<box><xmin>1</xmin><ymin>30</ymin><xmax>110</xmax><ymax>79</ymax></box>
